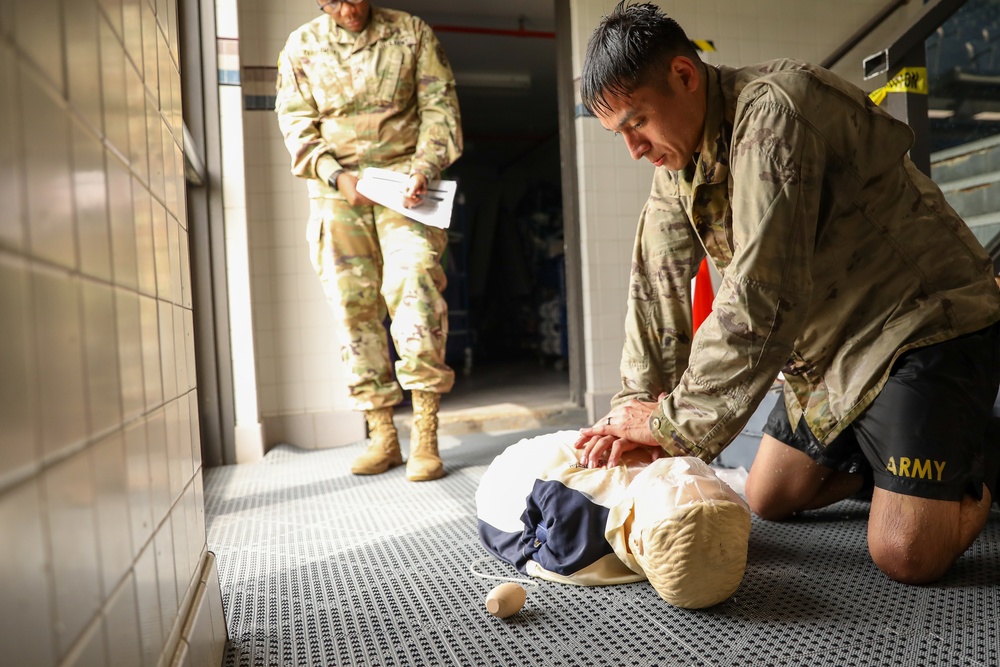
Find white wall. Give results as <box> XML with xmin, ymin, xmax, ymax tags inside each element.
<box><xmin>0</xmin><ymin>0</ymin><xmax>225</xmax><ymax>664</ymax></box>
<box><xmin>233</xmin><ymin>0</ymin><xmax>366</xmax><ymax>450</ymax></box>
<box><xmin>568</xmin><ymin>0</ymin><xmax>914</xmax><ymax>419</ymax></box>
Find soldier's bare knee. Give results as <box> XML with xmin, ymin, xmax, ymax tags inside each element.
<box><xmin>868</xmin><ymin>532</ymin><xmax>952</xmax><ymax>584</ymax></box>
<box><xmin>745</xmin><ymin>476</ymin><xmax>795</xmax><ymax>521</ymax></box>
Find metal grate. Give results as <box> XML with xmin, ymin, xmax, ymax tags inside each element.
<box><xmin>206</xmin><ymin>431</ymin><xmax>1000</xmax><ymax>667</ymax></box>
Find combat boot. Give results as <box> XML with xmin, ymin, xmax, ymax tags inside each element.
<box><xmin>407</xmin><ymin>391</ymin><xmax>443</xmax><ymax>481</ymax></box>
<box><xmin>351</xmin><ymin>407</ymin><xmax>403</xmax><ymax>475</ymax></box>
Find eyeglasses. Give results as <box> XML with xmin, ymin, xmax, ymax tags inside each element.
<box><xmin>318</xmin><ymin>0</ymin><xmax>365</xmax><ymax>11</ymax></box>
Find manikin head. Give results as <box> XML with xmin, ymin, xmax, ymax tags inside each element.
<box><xmin>581</xmin><ymin>1</ymin><xmax>707</xmax><ymax>171</ymax></box>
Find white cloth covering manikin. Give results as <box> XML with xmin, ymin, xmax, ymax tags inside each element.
<box><xmin>475</xmin><ymin>430</ymin><xmax>752</xmax><ymax>608</ymax></box>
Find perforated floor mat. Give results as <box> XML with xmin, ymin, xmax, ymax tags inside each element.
<box><xmin>205</xmin><ymin>430</ymin><xmax>1000</xmax><ymax>666</ymax></box>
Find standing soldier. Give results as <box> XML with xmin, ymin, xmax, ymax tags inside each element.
<box><xmin>275</xmin><ymin>0</ymin><xmax>463</xmax><ymax>481</ymax></box>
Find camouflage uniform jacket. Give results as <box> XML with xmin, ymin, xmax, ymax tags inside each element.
<box><xmin>275</xmin><ymin>6</ymin><xmax>462</xmax><ymax>198</ymax></box>
<box><xmin>617</xmin><ymin>59</ymin><xmax>1000</xmax><ymax>462</ymax></box>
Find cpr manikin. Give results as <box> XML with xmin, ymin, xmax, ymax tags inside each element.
<box><xmin>476</xmin><ymin>430</ymin><xmax>751</xmax><ymax>609</ymax></box>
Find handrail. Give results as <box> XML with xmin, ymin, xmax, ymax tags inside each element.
<box><xmin>821</xmin><ymin>0</ymin><xmax>910</xmax><ymax>70</ymax></box>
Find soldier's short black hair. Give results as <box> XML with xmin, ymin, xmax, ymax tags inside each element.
<box><xmin>581</xmin><ymin>1</ymin><xmax>701</xmax><ymax>116</ymax></box>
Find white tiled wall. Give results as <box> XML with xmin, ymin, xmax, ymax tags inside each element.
<box><xmin>569</xmin><ymin>0</ymin><xmax>909</xmax><ymax>417</ymax></box>
<box><xmin>230</xmin><ymin>0</ymin><xmax>365</xmax><ymax>450</ymax></box>
<box><xmin>0</xmin><ymin>1</ymin><xmax>224</xmax><ymax>665</ymax></box>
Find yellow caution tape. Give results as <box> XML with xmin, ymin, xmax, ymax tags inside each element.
<box><xmin>692</xmin><ymin>39</ymin><xmax>716</xmax><ymax>52</ymax></box>
<box><xmin>869</xmin><ymin>67</ymin><xmax>928</xmax><ymax>105</ymax></box>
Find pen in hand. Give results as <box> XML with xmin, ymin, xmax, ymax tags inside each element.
<box><xmin>401</xmin><ymin>189</ymin><xmax>443</xmax><ymax>202</ymax></box>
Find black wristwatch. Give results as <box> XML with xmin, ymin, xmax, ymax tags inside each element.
<box><xmin>328</xmin><ymin>169</ymin><xmax>344</xmax><ymax>191</ymax></box>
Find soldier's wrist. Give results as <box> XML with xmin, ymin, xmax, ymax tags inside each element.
<box><xmin>328</xmin><ymin>169</ymin><xmax>344</xmax><ymax>191</ymax></box>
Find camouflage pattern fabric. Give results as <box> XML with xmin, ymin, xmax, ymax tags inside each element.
<box><xmin>307</xmin><ymin>198</ymin><xmax>453</xmax><ymax>410</ymax></box>
<box><xmin>615</xmin><ymin>60</ymin><xmax>1000</xmax><ymax>462</ymax></box>
<box><xmin>276</xmin><ymin>5</ymin><xmax>462</xmax><ymax>409</ymax></box>
<box><xmin>275</xmin><ymin>6</ymin><xmax>462</xmax><ymax>196</ymax></box>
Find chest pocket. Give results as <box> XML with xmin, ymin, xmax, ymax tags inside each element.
<box><xmin>373</xmin><ymin>45</ymin><xmax>412</xmax><ymax>106</ymax></box>
<box><xmin>300</xmin><ymin>52</ymin><xmax>351</xmax><ymax>113</ymax></box>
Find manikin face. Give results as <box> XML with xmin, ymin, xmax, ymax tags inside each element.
<box><xmin>595</xmin><ymin>56</ymin><xmax>706</xmax><ymax>171</ymax></box>
<box><xmin>321</xmin><ymin>0</ymin><xmax>371</xmax><ymax>33</ymax></box>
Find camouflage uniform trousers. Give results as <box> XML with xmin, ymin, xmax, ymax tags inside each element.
<box><xmin>307</xmin><ymin>196</ymin><xmax>454</xmax><ymax>411</ymax></box>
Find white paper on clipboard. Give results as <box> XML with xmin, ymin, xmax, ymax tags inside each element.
<box><xmin>355</xmin><ymin>167</ymin><xmax>457</xmax><ymax>229</ymax></box>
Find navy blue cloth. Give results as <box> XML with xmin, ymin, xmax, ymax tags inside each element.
<box><xmin>477</xmin><ymin>478</ymin><xmax>615</xmax><ymax>576</ymax></box>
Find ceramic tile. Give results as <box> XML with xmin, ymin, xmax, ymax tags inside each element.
<box><xmin>154</xmin><ymin>520</ymin><xmax>178</xmax><ymax>644</ymax></box>
<box><xmin>124</xmin><ymin>419</ymin><xmax>153</xmax><ymax>556</ymax></box>
<box><xmin>166</xmin><ymin>0</ymin><xmax>180</xmax><ymax>54</ymax></box>
<box><xmin>141</xmin><ymin>1</ymin><xmax>159</xmax><ymax>104</ymax></box>
<box><xmin>72</xmin><ymin>121</ymin><xmax>113</xmax><ymax>283</ymax></box>
<box><xmin>82</xmin><ymin>279</ymin><xmax>123</xmax><ymax>436</ymax></box>
<box><xmin>265</xmin><ymin>413</ymin><xmax>315</xmax><ymax>450</ymax></box>
<box><xmin>107</xmin><ymin>154</ymin><xmax>138</xmax><ymax>289</ymax></box>
<box><xmin>134</xmin><ymin>541</ymin><xmax>164</xmax><ymax>667</ymax></box>
<box><xmin>21</xmin><ymin>64</ymin><xmax>75</xmax><ymax>269</ymax></box>
<box><xmin>171</xmin><ymin>498</ymin><xmax>192</xmax><ymax>609</ymax></box>
<box><xmin>121</xmin><ymin>0</ymin><xmax>142</xmax><ymax>72</ymax></box>
<box><xmin>185</xmin><ymin>483</ymin><xmax>203</xmax><ymax>574</ymax></box>
<box><xmin>116</xmin><ymin>288</ymin><xmax>146</xmax><ymax>420</ymax></box>
<box><xmin>100</xmin><ymin>16</ymin><xmax>130</xmax><ymax>164</ymax></box>
<box><xmin>314</xmin><ymin>410</ymin><xmax>365</xmax><ymax>448</ymax></box>
<box><xmin>147</xmin><ymin>408</ymin><xmax>170</xmax><ymax>527</ymax></box>
<box><xmin>173</xmin><ymin>144</ymin><xmax>187</xmax><ymax>224</ymax></box>
<box><xmin>164</xmin><ymin>399</ymin><xmax>182</xmax><ymax>503</ymax></box>
<box><xmin>61</xmin><ymin>613</ymin><xmax>109</xmax><ymax>667</ymax></box>
<box><xmin>126</xmin><ymin>62</ymin><xmax>150</xmax><ymax>185</ymax></box>
<box><xmin>33</xmin><ymin>267</ymin><xmax>88</xmax><ymax>460</ymax></box>
<box><xmin>0</xmin><ymin>479</ymin><xmax>55</xmax><ymax>667</ymax></box>
<box><xmin>184</xmin><ymin>309</ymin><xmax>196</xmax><ymax>392</ymax></box>
<box><xmin>168</xmin><ymin>217</ymin><xmax>183</xmax><ymax>305</ymax></box>
<box><xmin>189</xmin><ymin>392</ymin><xmax>202</xmax><ymax>471</ymax></box>
<box><xmin>178</xmin><ymin>394</ymin><xmax>194</xmax><ymax>484</ymax></box>
<box><xmin>98</xmin><ymin>0</ymin><xmax>123</xmax><ymax>39</ymax></box>
<box><xmin>44</xmin><ymin>448</ymin><xmax>101</xmax><ymax>658</ymax></box>
<box><xmin>63</xmin><ymin>0</ymin><xmax>103</xmax><ymax>132</ymax></box>
<box><xmin>215</xmin><ymin>0</ymin><xmax>239</xmax><ymax>39</ymax></box>
<box><xmin>159</xmin><ymin>300</ymin><xmax>178</xmax><ymax>401</ymax></box>
<box><xmin>15</xmin><ymin>0</ymin><xmax>63</xmax><ymax>89</ymax></box>
<box><xmin>189</xmin><ymin>458</ymin><xmax>205</xmax><ymax>517</ymax></box>
<box><xmin>0</xmin><ymin>256</ymin><xmax>37</xmax><ymax>489</ymax></box>
<box><xmin>173</xmin><ymin>304</ymin><xmax>188</xmax><ymax>398</ymax></box>
<box><xmin>146</xmin><ymin>95</ymin><xmax>165</xmax><ymax>202</ymax></box>
<box><xmin>152</xmin><ymin>200</ymin><xmax>170</xmax><ymax>300</ymax></box>
<box><xmin>141</xmin><ymin>294</ymin><xmax>164</xmax><ymax>409</ymax></box>
<box><xmin>92</xmin><ymin>431</ymin><xmax>132</xmax><ymax>599</ymax></box>
<box><xmin>0</xmin><ymin>43</ymin><xmax>25</xmax><ymax>251</ymax></box>
<box><xmin>157</xmin><ymin>30</ymin><xmax>173</xmax><ymax>118</ymax></box>
<box><xmin>179</xmin><ymin>226</ymin><xmax>191</xmax><ymax>308</ymax></box>
<box><xmin>103</xmin><ymin>573</ymin><xmax>142</xmax><ymax>667</ymax></box>
<box><xmin>134</xmin><ymin>180</ymin><xmax>156</xmax><ymax>296</ymax></box>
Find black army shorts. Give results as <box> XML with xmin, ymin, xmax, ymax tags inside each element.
<box><xmin>763</xmin><ymin>321</ymin><xmax>1000</xmax><ymax>502</ymax></box>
